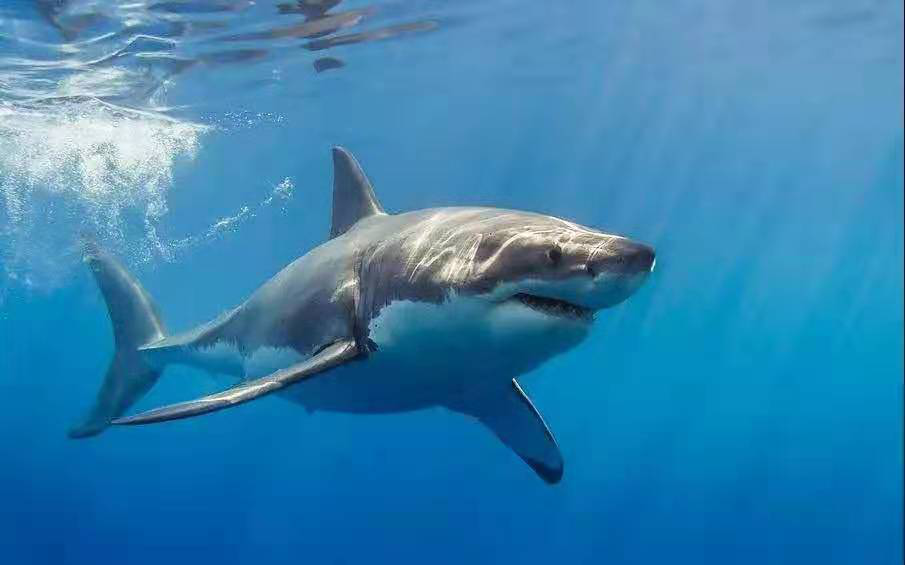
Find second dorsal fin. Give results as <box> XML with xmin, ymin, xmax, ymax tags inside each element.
<box><xmin>330</xmin><ymin>146</ymin><xmax>385</xmax><ymax>238</ymax></box>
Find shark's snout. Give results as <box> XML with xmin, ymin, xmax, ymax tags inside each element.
<box><xmin>576</xmin><ymin>237</ymin><xmax>656</xmax><ymax>310</ymax></box>
<box><xmin>629</xmin><ymin>242</ymin><xmax>656</xmax><ymax>273</ymax></box>
<box><xmin>587</xmin><ymin>238</ymin><xmax>656</xmax><ymax>278</ymax></box>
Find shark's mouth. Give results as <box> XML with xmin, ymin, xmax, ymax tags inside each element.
<box><xmin>513</xmin><ymin>293</ymin><xmax>594</xmax><ymax>322</ymax></box>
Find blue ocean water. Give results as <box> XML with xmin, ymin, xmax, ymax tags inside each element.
<box><xmin>0</xmin><ymin>1</ymin><xmax>902</xmax><ymax>563</ymax></box>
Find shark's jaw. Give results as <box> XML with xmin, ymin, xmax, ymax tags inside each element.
<box><xmin>510</xmin><ymin>293</ymin><xmax>595</xmax><ymax>323</ymax></box>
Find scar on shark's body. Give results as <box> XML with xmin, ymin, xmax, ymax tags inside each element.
<box><xmin>72</xmin><ymin>147</ymin><xmax>656</xmax><ymax>484</ymax></box>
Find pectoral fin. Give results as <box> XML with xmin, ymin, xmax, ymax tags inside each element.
<box><xmin>450</xmin><ymin>379</ymin><xmax>564</xmax><ymax>484</ymax></box>
<box><xmin>112</xmin><ymin>339</ymin><xmax>360</xmax><ymax>426</ymax></box>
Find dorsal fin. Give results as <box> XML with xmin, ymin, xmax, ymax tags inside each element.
<box><xmin>330</xmin><ymin>146</ymin><xmax>385</xmax><ymax>238</ymax></box>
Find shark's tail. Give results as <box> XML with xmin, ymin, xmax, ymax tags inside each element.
<box><xmin>69</xmin><ymin>243</ymin><xmax>168</xmax><ymax>439</ymax></box>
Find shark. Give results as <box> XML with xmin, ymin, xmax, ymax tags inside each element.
<box><xmin>71</xmin><ymin>147</ymin><xmax>656</xmax><ymax>484</ymax></box>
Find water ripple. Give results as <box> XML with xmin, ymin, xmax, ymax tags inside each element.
<box><xmin>0</xmin><ymin>0</ymin><xmax>439</xmax><ymax>294</ymax></box>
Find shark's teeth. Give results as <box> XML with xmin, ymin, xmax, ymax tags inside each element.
<box><xmin>513</xmin><ymin>293</ymin><xmax>594</xmax><ymax>322</ymax></box>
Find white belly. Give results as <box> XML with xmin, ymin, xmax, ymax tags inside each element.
<box><xmin>285</xmin><ymin>295</ymin><xmax>590</xmax><ymax>414</ymax></box>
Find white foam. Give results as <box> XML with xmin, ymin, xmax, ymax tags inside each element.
<box><xmin>0</xmin><ymin>97</ymin><xmax>206</xmax><ymax>292</ymax></box>
<box><xmin>0</xmin><ymin>2</ymin><xmax>297</xmax><ymax>302</ymax></box>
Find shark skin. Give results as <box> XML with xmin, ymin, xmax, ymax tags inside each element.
<box><xmin>73</xmin><ymin>147</ymin><xmax>656</xmax><ymax>484</ymax></box>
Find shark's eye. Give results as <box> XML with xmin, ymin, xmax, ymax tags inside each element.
<box><xmin>547</xmin><ymin>245</ymin><xmax>563</xmax><ymax>266</ymax></box>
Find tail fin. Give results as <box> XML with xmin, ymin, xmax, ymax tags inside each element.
<box><xmin>69</xmin><ymin>243</ymin><xmax>167</xmax><ymax>439</ymax></box>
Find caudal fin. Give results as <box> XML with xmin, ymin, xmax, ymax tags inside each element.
<box><xmin>69</xmin><ymin>243</ymin><xmax>167</xmax><ymax>439</ymax></box>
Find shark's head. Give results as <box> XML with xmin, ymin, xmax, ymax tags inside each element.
<box><xmin>390</xmin><ymin>208</ymin><xmax>655</xmax><ymax>320</ymax></box>
<box><xmin>467</xmin><ymin>212</ymin><xmax>656</xmax><ymax>319</ymax></box>
<box><xmin>356</xmin><ymin>208</ymin><xmax>655</xmax><ymax>374</ymax></box>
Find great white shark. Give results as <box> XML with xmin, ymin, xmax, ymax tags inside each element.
<box><xmin>71</xmin><ymin>147</ymin><xmax>656</xmax><ymax>484</ymax></box>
